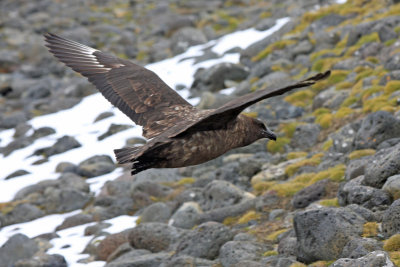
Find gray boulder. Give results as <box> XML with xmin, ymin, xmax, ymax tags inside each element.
<box><xmin>14</xmin><ymin>254</ymin><xmax>67</xmax><ymax>267</ymax></box>
<box><xmin>330</xmin><ymin>251</ymin><xmax>395</xmax><ymax>267</ymax></box>
<box><xmin>330</xmin><ymin>123</ymin><xmax>359</xmax><ymax>153</ymax></box>
<box><xmin>219</xmin><ymin>241</ymin><xmax>270</xmax><ymax>267</ymax></box>
<box><xmin>292</xmin><ymin>179</ymin><xmax>329</xmax><ymax>208</ymax></box>
<box><xmin>170</xmin><ymin>202</ymin><xmax>203</xmax><ymax>229</ymax></box>
<box><xmin>170</xmin><ymin>27</ymin><xmax>207</xmax><ymax>54</ymax></box>
<box><xmin>382</xmin><ymin>174</ymin><xmax>400</xmax><ymax>199</ymax></box>
<box><xmin>364</xmin><ymin>143</ymin><xmax>400</xmax><ymax>188</ymax></box>
<box><xmin>2</xmin><ymin>203</ymin><xmax>44</xmax><ymax>226</ymax></box>
<box><xmin>129</xmin><ymin>222</ymin><xmax>186</xmax><ymax>252</ymax></box>
<box><xmin>340</xmin><ymin>237</ymin><xmax>383</xmax><ymax>259</ymax></box>
<box><xmin>139</xmin><ymin>202</ymin><xmax>172</xmax><ymax>224</ymax></box>
<box><xmin>77</xmin><ymin>155</ymin><xmax>115</xmax><ymax>178</ymax></box>
<box><xmin>294</xmin><ymin>207</ymin><xmax>365</xmax><ymax>262</ymax></box>
<box><xmin>290</xmin><ymin>124</ymin><xmax>320</xmax><ymax>150</ymax></box>
<box><xmin>105</xmin><ymin>252</ymin><xmax>170</xmax><ymax>267</ymax></box>
<box><xmin>174</xmin><ymin>221</ymin><xmax>234</xmax><ymax>259</ymax></box>
<box><xmin>382</xmin><ymin>199</ymin><xmax>400</xmax><ymax>238</ymax></box>
<box><xmin>33</xmin><ymin>135</ymin><xmax>81</xmax><ymax>157</ymax></box>
<box><xmin>0</xmin><ymin>234</ymin><xmax>38</xmax><ymax>267</ymax></box>
<box><xmin>355</xmin><ymin>111</ymin><xmax>400</xmax><ymax>149</ymax></box>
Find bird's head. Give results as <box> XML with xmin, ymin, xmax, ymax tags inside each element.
<box><xmin>251</xmin><ymin>118</ymin><xmax>277</xmax><ymax>141</ymax></box>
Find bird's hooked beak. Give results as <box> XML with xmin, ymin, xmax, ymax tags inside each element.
<box><xmin>262</xmin><ymin>127</ymin><xmax>277</xmax><ymax>141</ymax></box>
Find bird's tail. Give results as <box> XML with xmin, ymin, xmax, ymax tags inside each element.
<box><xmin>114</xmin><ymin>146</ymin><xmax>141</xmax><ymax>164</ymax></box>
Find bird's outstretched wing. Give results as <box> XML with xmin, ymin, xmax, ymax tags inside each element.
<box><xmin>171</xmin><ymin>71</ymin><xmax>331</xmax><ymax>137</ymax></box>
<box><xmin>44</xmin><ymin>33</ymin><xmax>194</xmax><ymax>139</ymax></box>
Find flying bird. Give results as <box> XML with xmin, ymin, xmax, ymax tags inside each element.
<box><xmin>44</xmin><ymin>33</ymin><xmax>330</xmax><ymax>175</ymax></box>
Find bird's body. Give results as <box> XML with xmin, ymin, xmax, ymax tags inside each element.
<box><xmin>44</xmin><ymin>33</ymin><xmax>330</xmax><ymax>175</ymax></box>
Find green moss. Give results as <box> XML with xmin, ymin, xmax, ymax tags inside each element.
<box><xmin>316</xmin><ymin>113</ymin><xmax>333</xmax><ymax>129</ymax></box>
<box><xmin>289</xmin><ymin>263</ymin><xmax>307</xmax><ymax>267</ymax></box>
<box><xmin>313</xmin><ymin>108</ymin><xmax>331</xmax><ymax>116</ymax></box>
<box><xmin>266</xmin><ymin>229</ymin><xmax>288</xmax><ymax>241</ymax></box>
<box><xmin>348</xmin><ymin>149</ymin><xmax>376</xmax><ymax>160</ymax></box>
<box><xmin>335</xmin><ymin>107</ymin><xmax>354</xmax><ymax>119</ymax></box>
<box><xmin>327</xmin><ymin>70</ymin><xmax>349</xmax><ymax>85</ymax></box>
<box><xmin>384</xmin><ymin>234</ymin><xmax>400</xmax><ymax>251</ymax></box>
<box><xmin>341</xmin><ymin>96</ymin><xmax>359</xmax><ymax>107</ymax></box>
<box><xmin>252</xmin><ymin>39</ymin><xmax>296</xmax><ymax>62</ymax></box>
<box><xmin>356</xmin><ymin>32</ymin><xmax>380</xmax><ymax>46</ymax></box>
<box><xmin>310</xmin><ymin>164</ymin><xmax>345</xmax><ymax>184</ymax></box>
<box><xmin>322</xmin><ymin>139</ymin><xmax>333</xmax><ymax>151</ymax></box>
<box><xmin>310</xmin><ymin>48</ymin><xmax>342</xmax><ymax>62</ymax></box>
<box><xmin>176</xmin><ymin>177</ymin><xmax>196</xmax><ymax>186</ymax></box>
<box><xmin>384</xmin><ymin>80</ymin><xmax>400</xmax><ymax>95</ymax></box>
<box><xmin>267</xmin><ymin>137</ymin><xmax>290</xmax><ymax>154</ymax></box>
<box><xmin>366</xmin><ymin>56</ymin><xmax>380</xmax><ymax>64</ymax></box>
<box><xmin>263</xmin><ymin>250</ymin><xmax>278</xmax><ymax>257</ymax></box>
<box><xmin>336</xmin><ymin>81</ymin><xmax>353</xmax><ymax>90</ymax></box>
<box><xmin>355</xmin><ymin>69</ymin><xmax>374</xmax><ymax>82</ymax></box>
<box><xmin>363</xmin><ymin>95</ymin><xmax>397</xmax><ymax>113</ymax></box>
<box><xmin>287</xmin><ymin>151</ymin><xmax>308</xmax><ymax>160</ymax></box>
<box><xmin>284</xmin><ymin>89</ymin><xmax>314</xmax><ymax>107</ymax></box>
<box><xmin>319</xmin><ymin>198</ymin><xmax>339</xmax><ymax>207</ymax></box>
<box><xmin>285</xmin><ymin>153</ymin><xmax>323</xmax><ymax>177</ymax></box>
<box><xmin>389</xmin><ymin>251</ymin><xmax>400</xmax><ymax>267</ymax></box>
<box><xmin>281</xmin><ymin>122</ymin><xmax>300</xmax><ymax>138</ymax></box>
<box><xmin>136</xmin><ymin>50</ymin><xmax>148</xmax><ymax>61</ymax></box>
<box><xmin>362</xmin><ymin>222</ymin><xmax>379</xmax><ymax>237</ymax></box>
<box><xmin>361</xmin><ymin>85</ymin><xmax>383</xmax><ymax>101</ymax></box>
<box><xmin>238</xmin><ymin>210</ymin><xmax>261</xmax><ymax>224</ymax></box>
<box><xmin>252</xmin><ymin>181</ymin><xmax>275</xmax><ymax>194</ymax></box>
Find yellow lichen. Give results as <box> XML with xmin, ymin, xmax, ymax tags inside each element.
<box><xmin>285</xmin><ymin>153</ymin><xmax>323</xmax><ymax>177</ymax></box>
<box><xmin>389</xmin><ymin>251</ymin><xmax>400</xmax><ymax>267</ymax></box>
<box><xmin>287</xmin><ymin>151</ymin><xmax>308</xmax><ymax>160</ymax></box>
<box><xmin>335</xmin><ymin>107</ymin><xmax>354</xmax><ymax>119</ymax></box>
<box><xmin>322</xmin><ymin>139</ymin><xmax>333</xmax><ymax>151</ymax></box>
<box><xmin>266</xmin><ymin>229</ymin><xmax>288</xmax><ymax>241</ymax></box>
<box><xmin>281</xmin><ymin>122</ymin><xmax>301</xmax><ymax>138</ymax></box>
<box><xmin>384</xmin><ymin>234</ymin><xmax>400</xmax><ymax>251</ymax></box>
<box><xmin>316</xmin><ymin>113</ymin><xmax>333</xmax><ymax>129</ymax></box>
<box><xmin>284</xmin><ymin>89</ymin><xmax>314</xmax><ymax>107</ymax></box>
<box><xmin>176</xmin><ymin>177</ymin><xmax>196</xmax><ymax>186</ymax></box>
<box><xmin>384</xmin><ymin>80</ymin><xmax>400</xmax><ymax>95</ymax></box>
<box><xmin>252</xmin><ymin>39</ymin><xmax>296</xmax><ymax>62</ymax></box>
<box><xmin>263</xmin><ymin>250</ymin><xmax>278</xmax><ymax>257</ymax></box>
<box><xmin>319</xmin><ymin>198</ymin><xmax>339</xmax><ymax>207</ymax></box>
<box><xmin>237</xmin><ymin>210</ymin><xmax>261</xmax><ymax>224</ymax></box>
<box><xmin>267</xmin><ymin>137</ymin><xmax>290</xmax><ymax>154</ymax></box>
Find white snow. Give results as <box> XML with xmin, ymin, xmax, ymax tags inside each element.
<box><xmin>0</xmin><ymin>18</ymin><xmax>289</xmax><ymax>266</ymax></box>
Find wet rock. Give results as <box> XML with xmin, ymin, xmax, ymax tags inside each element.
<box><xmin>382</xmin><ymin>198</ymin><xmax>400</xmax><ymax>238</ymax></box>
<box><xmin>171</xmin><ymin>27</ymin><xmax>207</xmax><ymax>54</ymax></box>
<box><xmin>34</xmin><ymin>135</ymin><xmax>81</xmax><ymax>157</ymax></box>
<box><xmin>174</xmin><ymin>221</ymin><xmax>234</xmax><ymax>259</ymax></box>
<box><xmin>139</xmin><ymin>202</ymin><xmax>172</xmax><ymax>224</ymax></box>
<box><xmin>294</xmin><ymin>207</ymin><xmax>365</xmax><ymax>262</ymax></box>
<box><xmin>382</xmin><ymin>174</ymin><xmax>400</xmax><ymax>199</ymax></box>
<box><xmin>338</xmin><ymin>176</ymin><xmax>392</xmax><ymax>209</ymax></box>
<box><xmin>129</xmin><ymin>222</ymin><xmax>186</xmax><ymax>252</ymax></box>
<box><xmin>77</xmin><ymin>155</ymin><xmax>115</xmax><ymax>178</ymax></box>
<box><xmin>98</xmin><ymin>123</ymin><xmax>132</xmax><ymax>141</ymax></box>
<box><xmin>289</xmin><ymin>124</ymin><xmax>320</xmax><ymax>150</ymax></box>
<box><xmin>292</xmin><ymin>179</ymin><xmax>329</xmax><ymax>208</ymax></box>
<box><xmin>56</xmin><ymin>213</ymin><xmax>94</xmax><ymax>231</ymax></box>
<box><xmin>0</xmin><ymin>234</ymin><xmax>39</xmax><ymax>267</ymax></box>
<box><xmin>97</xmin><ymin>230</ymin><xmax>130</xmax><ymax>261</ymax></box>
<box><xmin>5</xmin><ymin>169</ymin><xmax>30</xmax><ymax>179</ymax></box>
<box><xmin>340</xmin><ymin>237</ymin><xmax>383</xmax><ymax>258</ymax></box>
<box><xmin>201</xmin><ymin>180</ymin><xmax>252</xmax><ymax>210</ymax></box>
<box><xmin>170</xmin><ymin>202</ymin><xmax>202</xmax><ymax>229</ymax></box>
<box><xmin>94</xmin><ymin>111</ymin><xmax>114</xmax><ymax>122</ymax></box>
<box><xmin>355</xmin><ymin>111</ymin><xmax>400</xmax><ymax>149</ymax></box>
<box><xmin>14</xmin><ymin>254</ymin><xmax>67</xmax><ymax>267</ymax></box>
<box><xmin>330</xmin><ymin>250</ymin><xmax>394</xmax><ymax>267</ymax></box>
<box><xmin>364</xmin><ymin>143</ymin><xmax>400</xmax><ymax>188</ymax></box>
<box><xmin>219</xmin><ymin>241</ymin><xmax>270</xmax><ymax>267</ymax></box>
<box><xmin>190</xmin><ymin>63</ymin><xmax>249</xmax><ymax>96</ymax></box>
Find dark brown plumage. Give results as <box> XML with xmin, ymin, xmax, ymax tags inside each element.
<box><xmin>44</xmin><ymin>33</ymin><xmax>330</xmax><ymax>175</ymax></box>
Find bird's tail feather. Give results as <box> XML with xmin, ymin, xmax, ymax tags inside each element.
<box><xmin>114</xmin><ymin>146</ymin><xmax>141</xmax><ymax>164</ymax></box>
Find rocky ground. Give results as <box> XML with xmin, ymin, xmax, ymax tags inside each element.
<box><xmin>1</xmin><ymin>0</ymin><xmax>400</xmax><ymax>266</ymax></box>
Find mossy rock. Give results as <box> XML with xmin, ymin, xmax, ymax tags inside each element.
<box><xmin>287</xmin><ymin>151</ymin><xmax>308</xmax><ymax>160</ymax></box>
<box><xmin>322</xmin><ymin>139</ymin><xmax>333</xmax><ymax>151</ymax></box>
<box><xmin>384</xmin><ymin>234</ymin><xmax>400</xmax><ymax>251</ymax></box>
<box><xmin>285</xmin><ymin>153</ymin><xmax>323</xmax><ymax>177</ymax></box>
<box><xmin>316</xmin><ymin>113</ymin><xmax>333</xmax><ymax>129</ymax></box>
<box><xmin>267</xmin><ymin>137</ymin><xmax>290</xmax><ymax>154</ymax></box>
<box><xmin>362</xmin><ymin>222</ymin><xmax>379</xmax><ymax>237</ymax></box>
<box><xmin>348</xmin><ymin>149</ymin><xmax>376</xmax><ymax>160</ymax></box>
<box><xmin>284</xmin><ymin>89</ymin><xmax>314</xmax><ymax>108</ymax></box>
<box><xmin>319</xmin><ymin>198</ymin><xmax>339</xmax><ymax>207</ymax></box>
<box><xmin>266</xmin><ymin>228</ymin><xmax>288</xmax><ymax>242</ymax></box>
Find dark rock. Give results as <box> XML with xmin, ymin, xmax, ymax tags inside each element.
<box><xmin>219</xmin><ymin>241</ymin><xmax>270</xmax><ymax>267</ymax></box>
<box><xmin>84</xmin><ymin>222</ymin><xmax>111</xmax><ymax>236</ymax></box>
<box><xmin>107</xmin><ymin>246</ymin><xmax>151</xmax><ymax>264</ymax></box>
<box><xmin>5</xmin><ymin>169</ymin><xmax>30</xmax><ymax>179</ymax></box>
<box><xmin>170</xmin><ymin>202</ymin><xmax>202</xmax><ymax>229</ymax></box>
<box><xmin>346</xmin><ymin>204</ymin><xmax>378</xmax><ymax>222</ymax></box>
<box><xmin>338</xmin><ymin>176</ymin><xmax>392</xmax><ymax>209</ymax></box>
<box><xmin>294</xmin><ymin>207</ymin><xmax>365</xmax><ymax>262</ymax></box>
<box><xmin>345</xmin><ymin>158</ymin><xmax>370</xmax><ymax>180</ymax></box>
<box><xmin>170</xmin><ymin>27</ymin><xmax>207</xmax><ymax>54</ymax></box>
<box><xmin>105</xmin><ymin>252</ymin><xmax>170</xmax><ymax>267</ymax></box>
<box><xmin>21</xmin><ymin>78</ymin><xmax>51</xmax><ymax>100</ymax></box>
<box><xmin>94</xmin><ymin>111</ymin><xmax>114</xmax><ymax>122</ymax></box>
<box><xmin>198</xmin><ymin>199</ymin><xmax>256</xmax><ymax>224</ymax></box>
<box><xmin>131</xmin><ymin>181</ymin><xmax>173</xmax><ymax>199</ymax></box>
<box><xmin>55</xmin><ymin>162</ymin><xmax>77</xmax><ymax>173</ymax></box>
<box><xmin>34</xmin><ymin>135</ymin><xmax>81</xmax><ymax>157</ymax></box>
<box><xmin>77</xmin><ymin>155</ymin><xmax>115</xmax><ymax>178</ymax></box>
<box><xmin>292</xmin><ymin>179</ymin><xmax>329</xmax><ymax>208</ymax></box>
<box><xmin>14</xmin><ymin>254</ymin><xmax>67</xmax><ymax>267</ymax></box>
<box><xmin>330</xmin><ymin>251</ymin><xmax>394</xmax><ymax>267</ymax></box>
<box><xmin>30</xmin><ymin>127</ymin><xmax>56</xmax><ymax>140</ymax></box>
<box><xmin>56</xmin><ymin>213</ymin><xmax>94</xmax><ymax>231</ymax></box>
<box><xmin>278</xmin><ymin>236</ymin><xmax>297</xmax><ymax>257</ymax></box>
<box><xmin>384</xmin><ymin>52</ymin><xmax>400</xmax><ymax>71</ymax></box>
<box><xmin>174</xmin><ymin>221</ymin><xmax>234</xmax><ymax>259</ymax></box>
<box><xmin>129</xmin><ymin>222</ymin><xmax>186</xmax><ymax>252</ymax></box>
<box><xmin>0</xmin><ymin>234</ymin><xmax>39</xmax><ymax>267</ymax></box>
<box><xmin>1</xmin><ymin>137</ymin><xmax>33</xmax><ymax>157</ymax></box>
<box><xmin>190</xmin><ymin>63</ymin><xmax>249</xmax><ymax>96</ymax></box>
<box><xmin>159</xmin><ymin>255</ymin><xmax>216</xmax><ymax>267</ymax></box>
<box><xmin>92</xmin><ymin>196</ymin><xmax>135</xmax><ymax>220</ymax></box>
<box><xmin>289</xmin><ymin>124</ymin><xmax>320</xmax><ymax>150</ymax></box>
<box><xmin>275</xmin><ymin>104</ymin><xmax>304</xmax><ymax>120</ymax></box>
<box><xmin>330</xmin><ymin>123</ymin><xmax>359</xmax><ymax>153</ymax></box>
<box><xmin>98</xmin><ymin>124</ymin><xmax>132</xmax><ymax>141</ymax></box>
<box><xmin>312</xmin><ymin>14</ymin><xmax>348</xmax><ymax>29</ymax></box>
<box><xmin>13</xmin><ymin>123</ymin><xmax>32</xmax><ymax>138</ymax></box>
<box><xmin>3</xmin><ymin>203</ymin><xmax>45</xmax><ymax>226</ymax></box>
<box><xmin>364</xmin><ymin>143</ymin><xmax>400</xmax><ymax>188</ymax></box>
<box><xmin>340</xmin><ymin>238</ymin><xmax>383</xmax><ymax>258</ymax></box>
<box><xmin>139</xmin><ymin>202</ymin><xmax>172</xmax><ymax>223</ymax></box>
<box><xmin>355</xmin><ymin>111</ymin><xmax>400</xmax><ymax>149</ymax></box>
<box><xmin>0</xmin><ymin>111</ymin><xmax>27</xmax><ymax>129</ymax></box>
<box><xmin>382</xmin><ymin>198</ymin><xmax>400</xmax><ymax>238</ymax></box>
<box><xmin>201</xmin><ymin>180</ymin><xmax>250</xmax><ymax>211</ymax></box>
<box><xmin>377</xmin><ymin>24</ymin><xmax>397</xmax><ymax>42</ymax></box>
